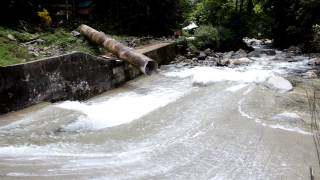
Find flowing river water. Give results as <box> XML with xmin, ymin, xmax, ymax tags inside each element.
<box><xmin>0</xmin><ymin>40</ymin><xmax>320</xmax><ymax>179</ymax></box>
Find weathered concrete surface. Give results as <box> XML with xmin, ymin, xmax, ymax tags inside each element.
<box><xmin>136</xmin><ymin>42</ymin><xmax>177</xmax><ymax>65</ymax></box>
<box><xmin>0</xmin><ymin>43</ymin><xmax>176</xmax><ymax>114</ymax></box>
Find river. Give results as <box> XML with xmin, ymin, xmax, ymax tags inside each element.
<box><xmin>0</xmin><ymin>40</ymin><xmax>319</xmax><ymax>179</ymax></box>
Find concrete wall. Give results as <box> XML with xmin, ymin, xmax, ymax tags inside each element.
<box><xmin>0</xmin><ymin>43</ymin><xmax>176</xmax><ymax>114</ymax></box>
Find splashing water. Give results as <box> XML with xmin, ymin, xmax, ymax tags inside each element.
<box><xmin>0</xmin><ymin>40</ymin><xmax>318</xmax><ymax>179</ymax></box>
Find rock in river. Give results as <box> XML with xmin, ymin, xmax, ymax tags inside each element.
<box><xmin>265</xmin><ymin>76</ymin><xmax>293</xmax><ymax>92</ymax></box>
<box><xmin>232</xmin><ymin>49</ymin><xmax>247</xmax><ymax>59</ymax></box>
<box><xmin>198</xmin><ymin>52</ymin><xmax>207</xmax><ymax>60</ymax></box>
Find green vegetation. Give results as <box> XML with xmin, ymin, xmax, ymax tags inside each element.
<box><xmin>177</xmin><ymin>0</ymin><xmax>268</xmax><ymax>51</ymax></box>
<box><xmin>38</xmin><ymin>29</ymin><xmax>100</xmax><ymax>54</ymax></box>
<box><xmin>93</xmin><ymin>0</ymin><xmax>189</xmax><ymax>36</ymax></box>
<box><xmin>264</xmin><ymin>0</ymin><xmax>320</xmax><ymax>49</ymax></box>
<box><xmin>311</xmin><ymin>24</ymin><xmax>320</xmax><ymax>52</ymax></box>
<box><xmin>0</xmin><ymin>27</ymin><xmax>32</xmax><ymax>66</ymax></box>
<box><xmin>190</xmin><ymin>25</ymin><xmax>236</xmax><ymax>51</ymax></box>
<box><xmin>176</xmin><ymin>0</ymin><xmax>320</xmax><ymax>52</ymax></box>
<box><xmin>192</xmin><ymin>25</ymin><xmax>219</xmax><ymax>50</ymax></box>
<box><xmin>1</xmin><ymin>0</ymin><xmax>320</xmax><ymax>66</ymax></box>
<box><xmin>0</xmin><ymin>26</ymin><xmax>100</xmax><ymax>66</ymax></box>
<box><xmin>0</xmin><ymin>37</ymin><xmax>30</xmax><ymax>66</ymax></box>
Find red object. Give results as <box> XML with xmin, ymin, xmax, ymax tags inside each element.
<box><xmin>174</xmin><ymin>30</ymin><xmax>182</xmax><ymax>38</ymax></box>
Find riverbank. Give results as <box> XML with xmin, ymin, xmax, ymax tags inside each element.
<box><xmin>173</xmin><ymin>39</ymin><xmax>320</xmax><ymax>78</ymax></box>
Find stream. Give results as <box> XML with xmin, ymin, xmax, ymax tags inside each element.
<box><xmin>0</xmin><ymin>39</ymin><xmax>319</xmax><ymax>179</ymax></box>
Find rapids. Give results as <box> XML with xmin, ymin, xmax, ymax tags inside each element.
<box><xmin>0</xmin><ymin>39</ymin><xmax>319</xmax><ymax>179</ymax></box>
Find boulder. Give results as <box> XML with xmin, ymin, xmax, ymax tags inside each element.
<box><xmin>286</xmin><ymin>46</ymin><xmax>302</xmax><ymax>55</ymax></box>
<box><xmin>198</xmin><ymin>51</ymin><xmax>207</xmax><ymax>60</ymax></box>
<box><xmin>192</xmin><ymin>57</ymin><xmax>198</xmax><ymax>62</ymax></box>
<box><xmin>303</xmin><ymin>70</ymin><xmax>318</xmax><ymax>78</ymax></box>
<box><xmin>204</xmin><ymin>48</ymin><xmax>213</xmax><ymax>56</ymax></box>
<box><xmin>174</xmin><ymin>55</ymin><xmax>187</xmax><ymax>63</ymax></box>
<box><xmin>185</xmin><ymin>51</ymin><xmax>196</xmax><ymax>59</ymax></box>
<box><xmin>206</xmin><ymin>56</ymin><xmax>217</xmax><ymax>62</ymax></box>
<box><xmin>223</xmin><ymin>51</ymin><xmax>234</xmax><ymax>59</ymax></box>
<box><xmin>307</xmin><ymin>58</ymin><xmax>320</xmax><ymax>66</ymax></box>
<box><xmin>217</xmin><ymin>58</ymin><xmax>230</xmax><ymax>66</ymax></box>
<box><xmin>232</xmin><ymin>49</ymin><xmax>247</xmax><ymax>59</ymax></box>
<box><xmin>265</xmin><ymin>76</ymin><xmax>293</xmax><ymax>92</ymax></box>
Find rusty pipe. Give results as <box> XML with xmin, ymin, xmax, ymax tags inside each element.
<box><xmin>79</xmin><ymin>24</ymin><xmax>157</xmax><ymax>75</ymax></box>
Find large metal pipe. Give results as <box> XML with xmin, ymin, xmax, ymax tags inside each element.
<box><xmin>79</xmin><ymin>24</ymin><xmax>157</xmax><ymax>75</ymax></box>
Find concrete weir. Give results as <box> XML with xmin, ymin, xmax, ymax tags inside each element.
<box><xmin>0</xmin><ymin>42</ymin><xmax>176</xmax><ymax>114</ymax></box>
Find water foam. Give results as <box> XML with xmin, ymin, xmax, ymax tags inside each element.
<box><xmin>56</xmin><ymin>86</ymin><xmax>187</xmax><ymax>131</ymax></box>
<box><xmin>0</xmin><ymin>143</ymin><xmax>107</xmax><ymax>157</ymax></box>
<box><xmin>269</xmin><ymin>124</ymin><xmax>312</xmax><ymax>135</ymax></box>
<box><xmin>226</xmin><ymin>84</ymin><xmax>249</xmax><ymax>92</ymax></box>
<box><xmin>165</xmin><ymin>67</ymin><xmax>272</xmax><ymax>86</ymax></box>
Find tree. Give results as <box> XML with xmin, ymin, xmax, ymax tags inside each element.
<box><xmin>263</xmin><ymin>0</ymin><xmax>320</xmax><ymax>49</ymax></box>
<box><xmin>94</xmin><ymin>0</ymin><xmax>188</xmax><ymax>36</ymax></box>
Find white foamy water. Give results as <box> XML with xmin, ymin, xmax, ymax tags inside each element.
<box><xmin>226</xmin><ymin>84</ymin><xmax>249</xmax><ymax>92</ymax></box>
<box><xmin>0</xmin><ymin>144</ymin><xmax>92</xmax><ymax>157</ymax></box>
<box><xmin>269</xmin><ymin>124</ymin><xmax>312</xmax><ymax>135</ymax></box>
<box><xmin>165</xmin><ymin>67</ymin><xmax>273</xmax><ymax>86</ymax></box>
<box><xmin>56</xmin><ymin>85</ymin><xmax>188</xmax><ymax>131</ymax></box>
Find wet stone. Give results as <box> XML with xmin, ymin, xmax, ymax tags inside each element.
<box><xmin>232</xmin><ymin>49</ymin><xmax>247</xmax><ymax>59</ymax></box>
<box><xmin>198</xmin><ymin>52</ymin><xmax>207</xmax><ymax>60</ymax></box>
<box><xmin>185</xmin><ymin>51</ymin><xmax>196</xmax><ymax>59</ymax></box>
<box><xmin>265</xmin><ymin>76</ymin><xmax>293</xmax><ymax>92</ymax></box>
<box><xmin>302</xmin><ymin>70</ymin><xmax>318</xmax><ymax>78</ymax></box>
<box><xmin>204</xmin><ymin>48</ymin><xmax>214</xmax><ymax>56</ymax></box>
<box><xmin>307</xmin><ymin>58</ymin><xmax>320</xmax><ymax>66</ymax></box>
<box><xmin>223</xmin><ymin>51</ymin><xmax>234</xmax><ymax>59</ymax></box>
<box><xmin>217</xmin><ymin>58</ymin><xmax>230</xmax><ymax>66</ymax></box>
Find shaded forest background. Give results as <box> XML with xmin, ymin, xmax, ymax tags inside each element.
<box><xmin>0</xmin><ymin>0</ymin><xmax>320</xmax><ymax>52</ymax></box>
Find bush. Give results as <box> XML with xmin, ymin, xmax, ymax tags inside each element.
<box><xmin>190</xmin><ymin>25</ymin><xmax>237</xmax><ymax>51</ymax></box>
<box><xmin>311</xmin><ymin>24</ymin><xmax>320</xmax><ymax>52</ymax></box>
<box><xmin>191</xmin><ymin>25</ymin><xmax>219</xmax><ymax>50</ymax></box>
<box><xmin>188</xmin><ymin>0</ymin><xmax>268</xmax><ymax>51</ymax></box>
